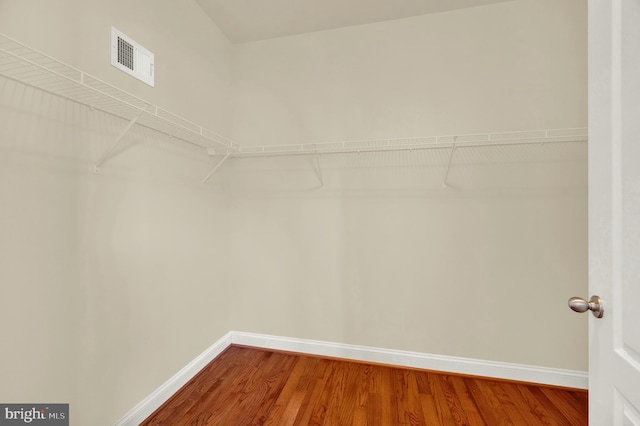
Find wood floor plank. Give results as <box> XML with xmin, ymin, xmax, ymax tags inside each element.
<box><xmin>382</xmin><ymin>364</ymin><xmax>399</xmax><ymax>425</ymax></box>
<box><xmin>539</xmin><ymin>386</ymin><xmax>589</xmax><ymax>426</ymax></box>
<box><xmin>366</xmin><ymin>392</ymin><xmax>384</xmax><ymax>426</ymax></box>
<box><xmin>322</xmin><ymin>360</ymin><xmax>351</xmax><ymax>425</ymax></box>
<box><xmin>292</xmin><ymin>378</ymin><xmax>327</xmax><ymax>426</ymax></box>
<box><xmin>438</xmin><ymin>374</ymin><xmax>471</xmax><ymax>425</ymax></box>
<box><xmin>193</xmin><ymin>351</ymin><xmax>276</xmax><ymax>424</ymax></box>
<box><xmin>429</xmin><ymin>372</ymin><xmax>458</xmax><ymax>425</ymax></box>
<box><xmin>292</xmin><ymin>359</ymin><xmax>331</xmax><ymax>426</ymax></box>
<box><xmin>237</xmin><ymin>352</ymin><xmax>299</xmax><ymax>426</ymax></box>
<box><xmin>515</xmin><ymin>384</ymin><xmax>558</xmax><ymax>426</ymax></box>
<box><xmin>448</xmin><ymin>375</ymin><xmax>486</xmax><ymax>425</ymax></box>
<box><xmin>406</xmin><ymin>371</ymin><xmax>427</xmax><ymax>425</ymax></box>
<box><xmin>414</xmin><ymin>369</ymin><xmax>432</xmax><ymax>396</ymax></box>
<box><xmin>473</xmin><ymin>378</ymin><xmax>516</xmax><ymax>426</ymax></box>
<box><xmin>465</xmin><ymin>378</ymin><xmax>509</xmax><ymax>426</ymax></box>
<box><xmin>141</xmin><ymin>346</ymin><xmax>588</xmax><ymax>426</ymax></box>
<box><xmin>527</xmin><ymin>385</ymin><xmax>581</xmax><ymax>426</ymax></box>
<box><xmin>262</xmin><ymin>356</ymin><xmax>310</xmax><ymax>426</ymax></box>
<box><xmin>490</xmin><ymin>381</ymin><xmax>536</xmax><ymax>425</ymax></box>
<box><xmin>329</xmin><ymin>360</ymin><xmax>360</xmax><ymax>425</ymax></box>
<box><xmin>420</xmin><ymin>393</ymin><xmax>444</xmax><ymax>426</ymax></box>
<box><xmin>307</xmin><ymin>359</ymin><xmax>339</xmax><ymax>425</ymax></box>
<box><xmin>355</xmin><ymin>363</ymin><xmax>371</xmax><ymax>409</ymax></box>
<box><xmin>391</xmin><ymin>368</ymin><xmax>410</xmax><ymax>424</ymax></box>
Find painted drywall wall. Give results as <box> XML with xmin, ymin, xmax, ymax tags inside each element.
<box><xmin>0</xmin><ymin>1</ymin><xmax>233</xmax><ymax>424</ymax></box>
<box><xmin>226</xmin><ymin>0</ymin><xmax>588</xmax><ymax>371</ymax></box>
<box><xmin>230</xmin><ymin>0</ymin><xmax>586</xmax><ymax>145</ymax></box>
<box><xmin>227</xmin><ymin>154</ymin><xmax>588</xmax><ymax>369</ymax></box>
<box><xmin>0</xmin><ymin>88</ymin><xmax>82</xmax><ymax>415</ymax></box>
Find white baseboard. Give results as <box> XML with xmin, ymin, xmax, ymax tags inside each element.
<box><xmin>113</xmin><ymin>331</ymin><xmax>232</xmax><ymax>426</ymax></box>
<box><xmin>231</xmin><ymin>332</ymin><xmax>588</xmax><ymax>390</ymax></box>
<box><xmin>114</xmin><ymin>331</ymin><xmax>588</xmax><ymax>425</ymax></box>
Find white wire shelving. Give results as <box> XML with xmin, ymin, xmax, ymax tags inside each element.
<box><xmin>0</xmin><ymin>33</ymin><xmax>241</xmax><ymax>157</ymax></box>
<box><xmin>0</xmin><ymin>32</ymin><xmax>587</xmax><ymax>181</ymax></box>
<box><xmin>237</xmin><ymin>128</ymin><xmax>588</xmax><ymax>157</ymax></box>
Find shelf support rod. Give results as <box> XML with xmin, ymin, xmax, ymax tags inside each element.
<box><xmin>94</xmin><ymin>109</ymin><xmax>146</xmax><ymax>172</ymax></box>
<box><xmin>442</xmin><ymin>142</ymin><xmax>457</xmax><ymax>188</ymax></box>
<box><xmin>313</xmin><ymin>147</ymin><xmax>325</xmax><ymax>189</ymax></box>
<box><xmin>201</xmin><ymin>152</ymin><xmax>231</xmax><ymax>185</ymax></box>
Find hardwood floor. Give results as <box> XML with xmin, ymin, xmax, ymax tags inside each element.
<box><xmin>141</xmin><ymin>345</ymin><xmax>588</xmax><ymax>425</ymax></box>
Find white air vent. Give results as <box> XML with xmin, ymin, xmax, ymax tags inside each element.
<box><xmin>111</xmin><ymin>27</ymin><xmax>154</xmax><ymax>87</ymax></box>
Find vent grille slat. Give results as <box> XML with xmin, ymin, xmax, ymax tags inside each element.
<box><xmin>117</xmin><ymin>37</ymin><xmax>134</xmax><ymax>71</ymax></box>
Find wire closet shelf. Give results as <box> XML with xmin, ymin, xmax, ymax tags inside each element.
<box><xmin>0</xmin><ymin>32</ymin><xmax>241</xmax><ymax>154</ymax></box>
<box><xmin>0</xmin><ymin>32</ymin><xmax>587</xmax><ymax>160</ymax></box>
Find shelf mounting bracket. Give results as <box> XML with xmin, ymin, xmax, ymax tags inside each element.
<box><xmin>94</xmin><ymin>109</ymin><xmax>146</xmax><ymax>173</ymax></box>
<box><xmin>201</xmin><ymin>152</ymin><xmax>231</xmax><ymax>185</ymax></box>
<box><xmin>313</xmin><ymin>147</ymin><xmax>325</xmax><ymax>189</ymax></box>
<box><xmin>442</xmin><ymin>141</ymin><xmax>457</xmax><ymax>189</ymax></box>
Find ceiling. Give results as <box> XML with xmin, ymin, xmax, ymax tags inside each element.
<box><xmin>195</xmin><ymin>0</ymin><xmax>512</xmax><ymax>43</ymax></box>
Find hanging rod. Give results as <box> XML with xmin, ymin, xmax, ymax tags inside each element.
<box><xmin>234</xmin><ymin>128</ymin><xmax>588</xmax><ymax>158</ymax></box>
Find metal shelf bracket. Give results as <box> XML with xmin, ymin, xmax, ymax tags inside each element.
<box><xmin>94</xmin><ymin>109</ymin><xmax>146</xmax><ymax>173</ymax></box>
<box><xmin>442</xmin><ymin>140</ymin><xmax>458</xmax><ymax>189</ymax></box>
<box><xmin>313</xmin><ymin>149</ymin><xmax>325</xmax><ymax>189</ymax></box>
<box><xmin>201</xmin><ymin>152</ymin><xmax>231</xmax><ymax>184</ymax></box>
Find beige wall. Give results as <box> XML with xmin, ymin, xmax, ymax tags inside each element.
<box><xmin>226</xmin><ymin>0</ymin><xmax>588</xmax><ymax>369</ymax></box>
<box><xmin>227</xmin><ymin>152</ymin><xmax>588</xmax><ymax>369</ymax></box>
<box><xmin>0</xmin><ymin>0</ymin><xmax>588</xmax><ymax>423</ymax></box>
<box><xmin>230</xmin><ymin>0</ymin><xmax>587</xmax><ymax>144</ymax></box>
<box><xmin>0</xmin><ymin>0</ymin><xmax>233</xmax><ymax>424</ymax></box>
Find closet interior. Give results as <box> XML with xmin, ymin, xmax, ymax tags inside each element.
<box><xmin>0</xmin><ymin>1</ymin><xmax>588</xmax><ymax>423</ymax></box>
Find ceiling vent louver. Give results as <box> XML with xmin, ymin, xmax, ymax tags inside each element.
<box><xmin>111</xmin><ymin>27</ymin><xmax>154</xmax><ymax>87</ymax></box>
